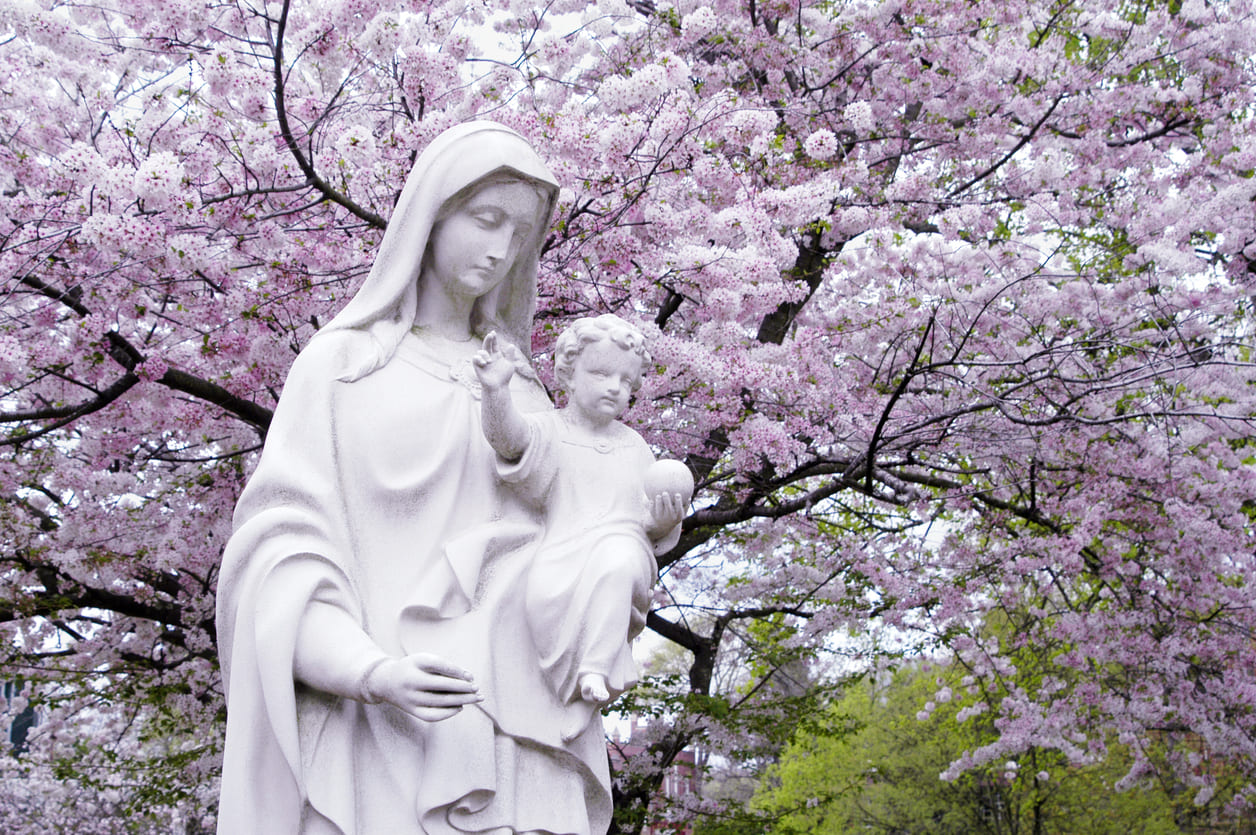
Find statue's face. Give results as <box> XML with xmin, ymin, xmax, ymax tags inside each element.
<box><xmin>568</xmin><ymin>339</ymin><xmax>642</xmax><ymax>426</ymax></box>
<box><xmin>425</xmin><ymin>180</ymin><xmax>541</xmax><ymax>303</ymax></box>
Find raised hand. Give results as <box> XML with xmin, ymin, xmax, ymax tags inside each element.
<box><xmin>472</xmin><ymin>330</ymin><xmax>516</xmax><ymax>390</ymax></box>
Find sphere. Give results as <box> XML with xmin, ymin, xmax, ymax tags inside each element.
<box><xmin>643</xmin><ymin>459</ymin><xmax>694</xmax><ymax>503</ymax></box>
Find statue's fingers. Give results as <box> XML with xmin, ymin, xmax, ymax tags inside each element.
<box><xmin>409</xmin><ymin>705</ymin><xmax>463</xmax><ymax>722</ymax></box>
<box><xmin>410</xmin><ymin>654</ymin><xmax>475</xmax><ymax>682</ymax></box>
<box><xmin>408</xmin><ymin>688</ymin><xmax>481</xmax><ymax>707</ymax></box>
<box><xmin>410</xmin><ymin>672</ymin><xmax>479</xmax><ymax>696</ymax></box>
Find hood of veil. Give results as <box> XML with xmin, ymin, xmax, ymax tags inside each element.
<box><xmin>317</xmin><ymin>121</ymin><xmax>560</xmax><ymax>382</ymax></box>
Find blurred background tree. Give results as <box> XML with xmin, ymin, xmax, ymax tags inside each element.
<box><xmin>1</xmin><ymin>0</ymin><xmax>1255</xmax><ymax>830</ymax></box>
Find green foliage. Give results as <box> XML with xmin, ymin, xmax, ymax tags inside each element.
<box><xmin>691</xmin><ymin>812</ymin><xmax>774</xmax><ymax>835</ymax></box>
<box><xmin>752</xmin><ymin>663</ymin><xmax>1189</xmax><ymax>834</ymax></box>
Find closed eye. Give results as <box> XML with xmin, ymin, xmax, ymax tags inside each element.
<box><xmin>472</xmin><ymin>209</ymin><xmax>506</xmax><ymax>228</ymax></box>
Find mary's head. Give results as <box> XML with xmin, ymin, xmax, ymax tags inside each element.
<box><xmin>417</xmin><ymin>170</ymin><xmax>554</xmax><ymax>343</ymax></box>
<box><xmin>322</xmin><ymin>122</ymin><xmax>559</xmax><ymax>381</ymax></box>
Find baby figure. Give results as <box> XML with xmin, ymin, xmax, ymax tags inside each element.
<box><xmin>474</xmin><ymin>313</ymin><xmax>691</xmax><ymax>739</ymax></box>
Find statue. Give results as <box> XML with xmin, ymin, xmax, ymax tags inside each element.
<box><xmin>470</xmin><ymin>315</ymin><xmax>692</xmax><ymax>741</ymax></box>
<box><xmin>215</xmin><ymin>122</ymin><xmax>627</xmax><ymax>834</ymax></box>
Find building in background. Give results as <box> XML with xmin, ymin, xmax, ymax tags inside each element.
<box><xmin>609</xmin><ymin>717</ymin><xmax>699</xmax><ymax>834</ymax></box>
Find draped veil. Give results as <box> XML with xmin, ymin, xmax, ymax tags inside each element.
<box><xmin>321</xmin><ymin>120</ymin><xmax>559</xmax><ymax>381</ymax></box>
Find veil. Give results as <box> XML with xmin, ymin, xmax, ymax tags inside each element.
<box><xmin>318</xmin><ymin>121</ymin><xmax>560</xmax><ymax>381</ymax></box>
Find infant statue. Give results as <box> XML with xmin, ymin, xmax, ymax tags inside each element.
<box><xmin>473</xmin><ymin>313</ymin><xmax>694</xmax><ymax>739</ymax></box>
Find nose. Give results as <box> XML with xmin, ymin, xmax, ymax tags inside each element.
<box><xmin>484</xmin><ymin>224</ymin><xmax>515</xmax><ymax>263</ymax></box>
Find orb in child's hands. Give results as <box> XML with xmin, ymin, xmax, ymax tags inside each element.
<box><xmin>644</xmin><ymin>459</ymin><xmax>694</xmax><ymax>504</ymax></box>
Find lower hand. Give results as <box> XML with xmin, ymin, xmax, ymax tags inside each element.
<box><xmin>364</xmin><ymin>653</ymin><xmax>481</xmax><ymax>721</ymax></box>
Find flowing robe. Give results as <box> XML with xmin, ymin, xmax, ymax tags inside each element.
<box><xmin>216</xmin><ymin>330</ymin><xmax>612</xmax><ymax>834</ymax></box>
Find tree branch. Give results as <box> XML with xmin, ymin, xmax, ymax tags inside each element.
<box><xmin>0</xmin><ymin>372</ymin><xmax>140</xmax><ymax>445</ymax></box>
<box><xmin>949</xmin><ymin>94</ymin><xmax>1065</xmax><ymax>197</ymax></box>
<box><xmin>864</xmin><ymin>313</ymin><xmax>934</xmax><ymax>493</ymax></box>
<box><xmin>270</xmin><ymin>0</ymin><xmax>388</xmax><ymax>230</ymax></box>
<box><xmin>157</xmin><ymin>367</ymin><xmax>273</xmax><ymax>432</ymax></box>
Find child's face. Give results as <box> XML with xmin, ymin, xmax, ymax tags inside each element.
<box><xmin>568</xmin><ymin>339</ymin><xmax>642</xmax><ymax>425</ymax></box>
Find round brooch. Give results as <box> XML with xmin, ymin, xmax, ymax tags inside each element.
<box><xmin>447</xmin><ymin>358</ymin><xmax>483</xmax><ymax>398</ymax></box>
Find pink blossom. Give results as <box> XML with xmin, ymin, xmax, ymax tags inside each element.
<box><xmin>803</xmin><ymin>129</ymin><xmax>838</xmax><ymax>160</ymax></box>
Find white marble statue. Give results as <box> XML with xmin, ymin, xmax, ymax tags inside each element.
<box><xmin>215</xmin><ymin>122</ymin><xmax>621</xmax><ymax>834</ymax></box>
<box><xmin>470</xmin><ymin>315</ymin><xmax>692</xmax><ymax>741</ymax></box>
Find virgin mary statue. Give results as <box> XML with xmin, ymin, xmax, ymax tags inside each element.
<box><xmin>216</xmin><ymin>122</ymin><xmax>613</xmax><ymax>834</ymax></box>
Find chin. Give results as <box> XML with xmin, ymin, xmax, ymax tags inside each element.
<box><xmin>457</xmin><ymin>271</ymin><xmax>500</xmax><ymax>294</ymax></box>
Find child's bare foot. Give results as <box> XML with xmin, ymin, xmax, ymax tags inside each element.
<box><xmin>579</xmin><ymin>673</ymin><xmax>610</xmax><ymax>703</ymax></box>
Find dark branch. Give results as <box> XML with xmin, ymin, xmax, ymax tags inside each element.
<box><xmin>270</xmin><ymin>0</ymin><xmax>387</xmax><ymax>230</ymax></box>
<box><xmin>865</xmin><ymin>314</ymin><xmax>934</xmax><ymax>493</ymax></box>
<box><xmin>949</xmin><ymin>94</ymin><xmax>1064</xmax><ymax>197</ymax></box>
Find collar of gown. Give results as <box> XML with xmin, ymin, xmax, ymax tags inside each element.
<box><xmin>397</xmin><ymin>328</ymin><xmax>484</xmax><ymax>397</ymax></box>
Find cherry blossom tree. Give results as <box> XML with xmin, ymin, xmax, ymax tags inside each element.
<box><xmin>1</xmin><ymin>0</ymin><xmax>1255</xmax><ymax>829</ymax></box>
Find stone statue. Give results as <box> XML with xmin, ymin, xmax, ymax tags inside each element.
<box><xmin>215</xmin><ymin>122</ymin><xmax>622</xmax><ymax>834</ymax></box>
<box><xmin>470</xmin><ymin>315</ymin><xmax>692</xmax><ymax>741</ymax></box>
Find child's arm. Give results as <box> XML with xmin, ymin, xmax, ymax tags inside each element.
<box><xmin>473</xmin><ymin>331</ymin><xmax>530</xmax><ymax>461</ymax></box>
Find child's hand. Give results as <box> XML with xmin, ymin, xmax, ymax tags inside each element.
<box><xmin>645</xmin><ymin>490</ymin><xmax>686</xmax><ymax>540</ymax></box>
<box><xmin>472</xmin><ymin>331</ymin><xmax>516</xmax><ymax>390</ymax></box>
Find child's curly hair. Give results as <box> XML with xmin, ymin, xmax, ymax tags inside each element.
<box><xmin>553</xmin><ymin>314</ymin><xmax>652</xmax><ymax>393</ymax></box>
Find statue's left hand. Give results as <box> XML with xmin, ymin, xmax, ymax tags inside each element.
<box><xmin>363</xmin><ymin>653</ymin><xmax>482</xmax><ymax>721</ymax></box>
<box><xmin>645</xmin><ymin>491</ymin><xmax>686</xmax><ymax>540</ymax></box>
